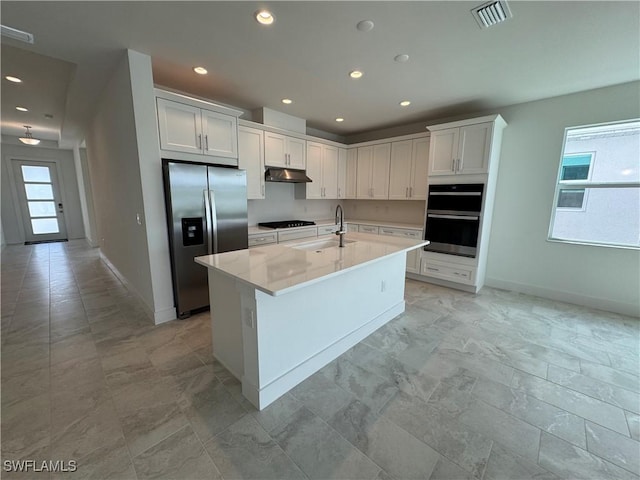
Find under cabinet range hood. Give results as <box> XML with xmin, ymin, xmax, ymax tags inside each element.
<box><xmin>264</xmin><ymin>167</ymin><xmax>312</xmax><ymax>183</ymax></box>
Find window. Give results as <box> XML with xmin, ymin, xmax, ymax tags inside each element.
<box><xmin>557</xmin><ymin>153</ymin><xmax>593</xmax><ymax>210</ymax></box>
<box><xmin>549</xmin><ymin>119</ymin><xmax>640</xmax><ymax>249</ymax></box>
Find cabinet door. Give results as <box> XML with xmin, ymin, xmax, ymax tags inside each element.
<box><xmin>458</xmin><ymin>123</ymin><xmax>492</xmax><ymax>174</ymax></box>
<box><xmin>337</xmin><ymin>148</ymin><xmax>347</xmax><ymax>199</ymax></box>
<box><xmin>371</xmin><ymin>143</ymin><xmax>391</xmax><ymax>199</ymax></box>
<box><xmin>201</xmin><ymin>109</ymin><xmax>238</xmax><ymax>159</ymax></box>
<box><xmin>264</xmin><ymin>132</ymin><xmax>287</xmax><ymax>167</ymax></box>
<box><xmin>345</xmin><ymin>148</ymin><xmax>358</xmax><ymax>199</ymax></box>
<box><xmin>410</xmin><ymin>137</ymin><xmax>429</xmax><ymax>199</ymax></box>
<box><xmin>406</xmin><ymin>249</ymin><xmax>421</xmax><ymax>274</ymax></box>
<box><xmin>356</xmin><ymin>146</ymin><xmax>373</xmax><ymax>198</ymax></box>
<box><xmin>238</xmin><ymin>126</ymin><xmax>265</xmax><ymax>200</ymax></box>
<box><xmin>428</xmin><ymin>128</ymin><xmax>458</xmax><ymax>176</ymax></box>
<box><xmin>157</xmin><ymin>98</ymin><xmax>203</xmax><ymax>154</ymax></box>
<box><xmin>305</xmin><ymin>142</ymin><xmax>323</xmax><ymax>199</ymax></box>
<box><xmin>322</xmin><ymin>145</ymin><xmax>339</xmax><ymax>198</ymax></box>
<box><xmin>388</xmin><ymin>140</ymin><xmax>413</xmax><ymax>200</ymax></box>
<box><xmin>287</xmin><ymin>137</ymin><xmax>306</xmax><ymax>169</ymax></box>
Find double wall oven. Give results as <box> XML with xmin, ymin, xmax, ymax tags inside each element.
<box><xmin>424</xmin><ymin>183</ymin><xmax>484</xmax><ymax>258</ymax></box>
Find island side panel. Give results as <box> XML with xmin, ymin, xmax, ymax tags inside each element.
<box><xmin>242</xmin><ymin>252</ymin><xmax>407</xmax><ymax>410</ymax></box>
<box><xmin>208</xmin><ymin>269</ymin><xmax>244</xmax><ymax>379</ymax></box>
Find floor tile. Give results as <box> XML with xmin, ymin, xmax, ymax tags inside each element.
<box><xmin>538</xmin><ymin>432</ymin><xmax>638</xmax><ymax>480</ymax></box>
<box><xmin>483</xmin><ymin>442</ymin><xmax>560</xmax><ymax>480</ymax></box>
<box><xmin>329</xmin><ymin>399</ymin><xmax>441</xmax><ymax>479</ymax></box>
<box><xmin>289</xmin><ymin>370</ymin><xmax>355</xmax><ymax>421</ymax></box>
<box><xmin>511</xmin><ymin>370</ymin><xmax>630</xmax><ymax>435</ymax></box>
<box><xmin>472</xmin><ymin>377</ymin><xmax>586</xmax><ymax>448</ymax></box>
<box><xmin>585</xmin><ymin>421</ymin><xmax>640</xmax><ymax>475</ymax></box>
<box><xmin>132</xmin><ymin>424</ymin><xmax>221</xmax><ymax>479</ymax></box>
<box><xmin>428</xmin><ymin>455</ymin><xmax>475</xmax><ymax>480</ymax></box>
<box><xmin>580</xmin><ymin>360</ymin><xmax>640</xmax><ymax>393</ymax></box>
<box><xmin>51</xmin><ymin>436</ymin><xmax>136</xmax><ymax>480</ymax></box>
<box><xmin>204</xmin><ymin>415</ymin><xmax>306</xmax><ymax>479</ymax></box>
<box><xmin>626</xmin><ymin>411</ymin><xmax>640</xmax><ymax>441</ymax></box>
<box><xmin>272</xmin><ymin>407</ymin><xmax>381</xmax><ymax>479</ymax></box>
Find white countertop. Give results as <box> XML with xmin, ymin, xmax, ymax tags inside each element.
<box><xmin>248</xmin><ymin>219</ymin><xmax>422</xmax><ymax>235</ymax></box>
<box><xmin>195</xmin><ymin>232</ymin><xmax>428</xmax><ymax>296</ymax></box>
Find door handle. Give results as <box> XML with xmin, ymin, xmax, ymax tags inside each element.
<box><xmin>203</xmin><ymin>190</ymin><xmax>213</xmax><ymax>254</ymax></box>
<box><xmin>208</xmin><ymin>190</ymin><xmax>219</xmax><ymax>254</ymax></box>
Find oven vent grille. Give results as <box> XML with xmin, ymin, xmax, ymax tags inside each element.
<box><xmin>471</xmin><ymin>0</ymin><xmax>512</xmax><ymax>29</ymax></box>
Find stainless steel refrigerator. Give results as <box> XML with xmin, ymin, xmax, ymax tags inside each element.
<box><xmin>163</xmin><ymin>160</ymin><xmax>248</xmax><ymax>318</ymax></box>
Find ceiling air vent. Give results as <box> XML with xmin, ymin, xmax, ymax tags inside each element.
<box><xmin>471</xmin><ymin>0</ymin><xmax>512</xmax><ymax>29</ymax></box>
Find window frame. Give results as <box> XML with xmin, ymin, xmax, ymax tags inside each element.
<box><xmin>547</xmin><ymin>119</ymin><xmax>640</xmax><ymax>250</ymax></box>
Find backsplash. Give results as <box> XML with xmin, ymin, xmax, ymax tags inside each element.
<box><xmin>248</xmin><ymin>182</ymin><xmax>426</xmax><ymax>226</ymax></box>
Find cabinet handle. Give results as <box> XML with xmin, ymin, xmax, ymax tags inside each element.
<box><xmin>451</xmin><ymin>158</ymin><xmax>455</xmax><ymax>172</ymax></box>
<box><xmin>406</xmin><ymin>187</ymin><xmax>409</xmax><ymax>197</ymax></box>
<box><xmin>205</xmin><ymin>135</ymin><xmax>209</xmax><ymax>151</ymax></box>
<box><xmin>458</xmin><ymin>158</ymin><xmax>463</xmax><ymax>171</ymax></box>
<box><xmin>198</xmin><ymin>134</ymin><xmax>202</xmax><ymax>150</ymax></box>
<box><xmin>409</xmin><ymin>187</ymin><xmax>413</xmax><ymax>197</ymax></box>
<box><xmin>426</xmin><ymin>266</ymin><xmax>439</xmax><ymax>272</ymax></box>
<box><xmin>261</xmin><ymin>184</ymin><xmax>265</xmax><ymax>196</ymax></box>
<box><xmin>338</xmin><ymin>187</ymin><xmax>341</xmax><ymax>198</ymax></box>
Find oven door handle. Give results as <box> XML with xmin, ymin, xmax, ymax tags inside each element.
<box><xmin>427</xmin><ymin>214</ymin><xmax>479</xmax><ymax>221</ymax></box>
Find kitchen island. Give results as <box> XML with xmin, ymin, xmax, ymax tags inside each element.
<box><xmin>195</xmin><ymin>232</ymin><xmax>428</xmax><ymax>410</ymax></box>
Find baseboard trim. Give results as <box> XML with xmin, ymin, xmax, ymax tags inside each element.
<box><xmin>99</xmin><ymin>251</ymin><xmax>177</xmax><ymax>324</ymax></box>
<box><xmin>485</xmin><ymin>276</ymin><xmax>639</xmax><ymax>318</ymax></box>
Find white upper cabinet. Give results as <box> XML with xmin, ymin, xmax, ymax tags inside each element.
<box><xmin>238</xmin><ymin>126</ymin><xmax>265</xmax><ymax>200</ymax></box>
<box><xmin>411</xmin><ymin>137</ymin><xmax>429</xmax><ymax>199</ymax></box>
<box><xmin>356</xmin><ymin>144</ymin><xmax>391</xmax><ymax>199</ymax></box>
<box><xmin>337</xmin><ymin>148</ymin><xmax>347</xmax><ymax>199</ymax></box>
<box><xmin>264</xmin><ymin>132</ymin><xmax>306</xmax><ymax>169</ymax></box>
<box><xmin>298</xmin><ymin>141</ymin><xmax>338</xmax><ymax>199</ymax></box>
<box><xmin>389</xmin><ymin>140</ymin><xmax>413</xmax><ymax>199</ymax></box>
<box><xmin>156</xmin><ymin>96</ymin><xmax>238</xmax><ymax>161</ymax></box>
<box><xmin>428</xmin><ymin>121</ymin><xmax>492</xmax><ymax>176</ymax></box>
<box><xmin>345</xmin><ymin>148</ymin><xmax>358</xmax><ymax>199</ymax></box>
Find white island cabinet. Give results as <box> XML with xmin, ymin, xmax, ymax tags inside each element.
<box><xmin>195</xmin><ymin>232</ymin><xmax>428</xmax><ymax>410</ymax></box>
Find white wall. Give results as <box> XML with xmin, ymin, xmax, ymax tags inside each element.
<box><xmin>486</xmin><ymin>81</ymin><xmax>640</xmax><ymax>317</ymax></box>
<box><xmin>1</xmin><ymin>139</ymin><xmax>85</xmax><ymax>244</ymax></box>
<box><xmin>85</xmin><ymin>50</ymin><xmax>157</xmax><ymax>319</ymax></box>
<box><xmin>72</xmin><ymin>145</ymin><xmax>98</xmax><ymax>246</ymax></box>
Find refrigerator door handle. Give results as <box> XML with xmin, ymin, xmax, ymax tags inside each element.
<box><xmin>203</xmin><ymin>189</ymin><xmax>213</xmax><ymax>254</ymax></box>
<box><xmin>208</xmin><ymin>189</ymin><xmax>219</xmax><ymax>254</ymax></box>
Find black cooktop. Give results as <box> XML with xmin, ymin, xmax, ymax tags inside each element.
<box><xmin>258</xmin><ymin>220</ymin><xmax>316</xmax><ymax>229</ymax></box>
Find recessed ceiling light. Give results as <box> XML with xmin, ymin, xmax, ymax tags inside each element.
<box><xmin>335</xmin><ymin>117</ymin><xmax>344</xmax><ymax>123</ymax></box>
<box><xmin>5</xmin><ymin>75</ymin><xmax>22</xmax><ymax>83</ymax></box>
<box><xmin>255</xmin><ymin>10</ymin><xmax>275</xmax><ymax>25</ymax></box>
<box><xmin>356</xmin><ymin>20</ymin><xmax>375</xmax><ymax>32</ymax></box>
<box><xmin>349</xmin><ymin>70</ymin><xmax>363</xmax><ymax>79</ymax></box>
<box><xmin>16</xmin><ymin>106</ymin><xmax>28</xmax><ymax>112</ymax></box>
<box><xmin>193</xmin><ymin>66</ymin><xmax>208</xmax><ymax>75</ymax></box>
<box><xmin>399</xmin><ymin>101</ymin><xmax>411</xmax><ymax>107</ymax></box>
<box><xmin>281</xmin><ymin>98</ymin><xmax>292</xmax><ymax>105</ymax></box>
<box><xmin>394</xmin><ymin>54</ymin><xmax>410</xmax><ymax>63</ymax></box>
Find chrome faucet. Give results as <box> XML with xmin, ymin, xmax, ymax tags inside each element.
<box><xmin>335</xmin><ymin>204</ymin><xmax>346</xmax><ymax>247</ymax></box>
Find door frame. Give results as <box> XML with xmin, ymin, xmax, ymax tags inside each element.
<box><xmin>7</xmin><ymin>156</ymin><xmax>71</xmax><ymax>243</ymax></box>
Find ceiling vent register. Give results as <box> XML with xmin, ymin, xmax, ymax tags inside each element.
<box><xmin>471</xmin><ymin>1</ymin><xmax>513</xmax><ymax>29</ymax></box>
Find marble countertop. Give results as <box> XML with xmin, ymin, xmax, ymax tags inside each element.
<box><xmin>195</xmin><ymin>232</ymin><xmax>429</xmax><ymax>296</ymax></box>
<box><xmin>248</xmin><ymin>219</ymin><xmax>422</xmax><ymax>235</ymax></box>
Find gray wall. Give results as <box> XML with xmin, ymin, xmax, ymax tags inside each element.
<box><xmin>1</xmin><ymin>138</ymin><xmax>85</xmax><ymax>244</ymax></box>
<box><xmin>485</xmin><ymin>81</ymin><xmax>640</xmax><ymax>316</ymax></box>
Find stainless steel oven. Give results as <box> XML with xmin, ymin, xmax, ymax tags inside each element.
<box><xmin>424</xmin><ymin>183</ymin><xmax>484</xmax><ymax>258</ymax></box>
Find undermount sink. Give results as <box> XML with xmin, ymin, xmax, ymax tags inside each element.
<box><xmin>292</xmin><ymin>238</ymin><xmax>356</xmax><ymax>251</ymax></box>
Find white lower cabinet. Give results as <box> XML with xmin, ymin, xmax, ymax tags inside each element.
<box><xmin>378</xmin><ymin>226</ymin><xmax>423</xmax><ymax>274</ymax></box>
<box><xmin>277</xmin><ymin>227</ymin><xmax>318</xmax><ymax>243</ymax></box>
<box><xmin>421</xmin><ymin>257</ymin><xmax>476</xmax><ymax>285</ymax></box>
<box><xmin>346</xmin><ymin>223</ymin><xmax>359</xmax><ymax>233</ymax></box>
<box><xmin>318</xmin><ymin>225</ymin><xmax>339</xmax><ymax>236</ymax></box>
<box><xmin>248</xmin><ymin>232</ymin><xmax>277</xmax><ymax>248</ymax></box>
<box><xmin>358</xmin><ymin>224</ymin><xmax>380</xmax><ymax>234</ymax></box>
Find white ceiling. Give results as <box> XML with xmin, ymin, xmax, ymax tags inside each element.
<box><xmin>1</xmin><ymin>1</ymin><xmax>638</xmax><ymax>146</ymax></box>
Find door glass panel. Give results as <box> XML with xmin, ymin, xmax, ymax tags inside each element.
<box><xmin>31</xmin><ymin>218</ymin><xmax>59</xmax><ymax>234</ymax></box>
<box><xmin>28</xmin><ymin>201</ymin><xmax>56</xmax><ymax>217</ymax></box>
<box><xmin>21</xmin><ymin>165</ymin><xmax>51</xmax><ymax>182</ymax></box>
<box><xmin>25</xmin><ymin>184</ymin><xmax>54</xmax><ymax>200</ymax></box>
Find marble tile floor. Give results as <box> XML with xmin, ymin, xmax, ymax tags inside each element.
<box><xmin>1</xmin><ymin>240</ymin><xmax>639</xmax><ymax>479</ymax></box>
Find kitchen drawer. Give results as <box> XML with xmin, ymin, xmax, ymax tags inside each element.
<box><xmin>248</xmin><ymin>232</ymin><xmax>277</xmax><ymax>247</ymax></box>
<box><xmin>318</xmin><ymin>225</ymin><xmax>339</xmax><ymax>236</ymax></box>
<box><xmin>277</xmin><ymin>227</ymin><xmax>318</xmax><ymax>243</ymax></box>
<box><xmin>358</xmin><ymin>224</ymin><xmax>380</xmax><ymax>234</ymax></box>
<box><xmin>346</xmin><ymin>223</ymin><xmax>359</xmax><ymax>233</ymax></box>
<box><xmin>378</xmin><ymin>226</ymin><xmax>422</xmax><ymax>239</ymax></box>
<box><xmin>421</xmin><ymin>259</ymin><xmax>475</xmax><ymax>285</ymax></box>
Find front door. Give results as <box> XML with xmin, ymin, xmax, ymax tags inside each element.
<box><xmin>12</xmin><ymin>159</ymin><xmax>68</xmax><ymax>243</ymax></box>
